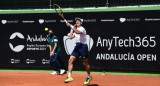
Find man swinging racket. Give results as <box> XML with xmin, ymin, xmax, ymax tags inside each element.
<box><xmin>64</xmin><ymin>18</ymin><xmax>92</xmax><ymax>85</ymax></box>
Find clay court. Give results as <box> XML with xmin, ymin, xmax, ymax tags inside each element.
<box><xmin>0</xmin><ymin>72</ymin><xmax>160</xmax><ymax>86</ymax></box>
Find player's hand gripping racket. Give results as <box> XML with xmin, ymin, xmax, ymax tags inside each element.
<box><xmin>53</xmin><ymin>4</ymin><xmax>73</xmax><ymax>34</ymax></box>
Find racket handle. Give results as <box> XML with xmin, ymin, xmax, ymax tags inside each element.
<box><xmin>64</xmin><ymin>19</ymin><xmax>68</xmax><ymax>23</ymax></box>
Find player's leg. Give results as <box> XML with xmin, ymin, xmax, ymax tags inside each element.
<box><xmin>79</xmin><ymin>43</ymin><xmax>90</xmax><ymax>73</ymax></box>
<box><xmin>65</xmin><ymin>43</ymin><xmax>79</xmax><ymax>83</ymax></box>
<box><xmin>68</xmin><ymin>56</ymin><xmax>76</xmax><ymax>76</ymax></box>
<box><xmin>79</xmin><ymin>43</ymin><xmax>92</xmax><ymax>85</ymax></box>
<box><xmin>82</xmin><ymin>59</ymin><xmax>92</xmax><ymax>85</ymax></box>
<box><xmin>65</xmin><ymin>56</ymin><xmax>76</xmax><ymax>83</ymax></box>
<box><xmin>82</xmin><ymin>59</ymin><xmax>91</xmax><ymax>75</ymax></box>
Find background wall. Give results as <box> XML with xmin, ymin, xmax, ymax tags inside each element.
<box><xmin>0</xmin><ymin>0</ymin><xmax>160</xmax><ymax>9</ymax></box>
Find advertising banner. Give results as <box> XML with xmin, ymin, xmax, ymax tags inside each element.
<box><xmin>0</xmin><ymin>10</ymin><xmax>160</xmax><ymax>71</ymax></box>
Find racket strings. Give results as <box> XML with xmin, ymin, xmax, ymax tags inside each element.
<box><xmin>55</xmin><ymin>8</ymin><xmax>62</xmax><ymax>14</ymax></box>
<box><xmin>53</xmin><ymin>4</ymin><xmax>65</xmax><ymax>19</ymax></box>
<box><xmin>54</xmin><ymin>5</ymin><xmax>62</xmax><ymax>14</ymax></box>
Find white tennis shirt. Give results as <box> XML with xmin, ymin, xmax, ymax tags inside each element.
<box><xmin>73</xmin><ymin>26</ymin><xmax>86</xmax><ymax>43</ymax></box>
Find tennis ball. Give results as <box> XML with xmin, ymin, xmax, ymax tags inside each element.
<box><xmin>45</xmin><ymin>28</ymin><xmax>48</xmax><ymax>31</ymax></box>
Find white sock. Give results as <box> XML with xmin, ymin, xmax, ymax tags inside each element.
<box><xmin>68</xmin><ymin>73</ymin><xmax>72</xmax><ymax>77</ymax></box>
<box><xmin>88</xmin><ymin>74</ymin><xmax>91</xmax><ymax>78</ymax></box>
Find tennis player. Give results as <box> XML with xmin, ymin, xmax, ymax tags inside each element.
<box><xmin>64</xmin><ymin>18</ymin><xmax>92</xmax><ymax>85</ymax></box>
<box><xmin>48</xmin><ymin>29</ymin><xmax>65</xmax><ymax>75</ymax></box>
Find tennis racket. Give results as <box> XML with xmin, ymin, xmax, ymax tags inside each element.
<box><xmin>53</xmin><ymin>4</ymin><xmax>73</xmax><ymax>34</ymax></box>
<box><xmin>53</xmin><ymin>4</ymin><xmax>68</xmax><ymax>23</ymax></box>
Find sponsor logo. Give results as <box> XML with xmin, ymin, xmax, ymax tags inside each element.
<box><xmin>39</xmin><ymin>19</ymin><xmax>56</xmax><ymax>24</ymax></box>
<box><xmin>22</xmin><ymin>20</ymin><xmax>34</xmax><ymax>23</ymax></box>
<box><xmin>26</xmin><ymin>34</ymin><xmax>49</xmax><ymax>51</ymax></box>
<box><xmin>60</xmin><ymin>20</ymin><xmax>73</xmax><ymax>23</ymax></box>
<box><xmin>9</xmin><ymin>32</ymin><xmax>25</xmax><ymax>52</ymax></box>
<box><xmin>9</xmin><ymin>32</ymin><xmax>49</xmax><ymax>52</ymax></box>
<box><xmin>120</xmin><ymin>18</ymin><xmax>126</xmax><ymax>23</ymax></box>
<box><xmin>26</xmin><ymin>35</ymin><xmax>48</xmax><ymax>42</ymax></box>
<box><xmin>145</xmin><ymin>18</ymin><xmax>160</xmax><ymax>21</ymax></box>
<box><xmin>101</xmin><ymin>19</ymin><xmax>115</xmax><ymax>22</ymax></box>
<box><xmin>1</xmin><ymin>20</ymin><xmax>7</xmax><ymax>24</ymax></box>
<box><xmin>10</xmin><ymin>59</ymin><xmax>20</xmax><ymax>64</ymax></box>
<box><xmin>83</xmin><ymin>19</ymin><xmax>96</xmax><ymax>22</ymax></box>
<box><xmin>26</xmin><ymin>59</ymin><xmax>36</xmax><ymax>64</ymax></box>
<box><xmin>39</xmin><ymin>19</ymin><xmax>44</xmax><ymax>24</ymax></box>
<box><xmin>42</xmin><ymin>59</ymin><xmax>50</xmax><ymax>64</ymax></box>
<box><xmin>1</xmin><ymin>20</ymin><xmax>18</xmax><ymax>24</ymax></box>
<box><xmin>120</xmin><ymin>18</ymin><xmax>140</xmax><ymax>23</ymax></box>
<box><xmin>45</xmin><ymin>20</ymin><xmax>56</xmax><ymax>23</ymax></box>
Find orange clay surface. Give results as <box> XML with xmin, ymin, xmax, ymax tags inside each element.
<box><xmin>0</xmin><ymin>72</ymin><xmax>160</xmax><ymax>86</ymax></box>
